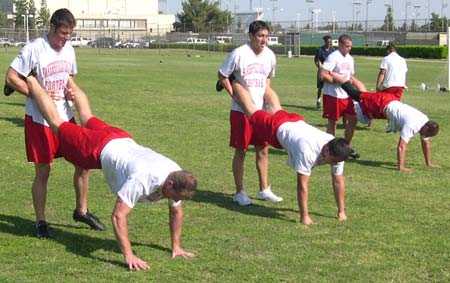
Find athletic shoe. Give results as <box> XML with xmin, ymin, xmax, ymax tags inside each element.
<box><xmin>215</xmin><ymin>80</ymin><xmax>224</xmax><ymax>92</ymax></box>
<box><xmin>233</xmin><ymin>191</ymin><xmax>253</xmax><ymax>206</ymax></box>
<box><xmin>3</xmin><ymin>85</ymin><xmax>14</xmax><ymax>96</ymax></box>
<box><xmin>385</xmin><ymin>124</ymin><xmax>392</xmax><ymax>133</ymax></box>
<box><xmin>256</xmin><ymin>187</ymin><xmax>283</xmax><ymax>202</ymax></box>
<box><xmin>73</xmin><ymin>210</ymin><xmax>106</xmax><ymax>231</ymax></box>
<box><xmin>349</xmin><ymin>150</ymin><xmax>360</xmax><ymax>159</ymax></box>
<box><xmin>215</xmin><ymin>74</ymin><xmax>235</xmax><ymax>92</ymax></box>
<box><xmin>316</xmin><ymin>99</ymin><xmax>321</xmax><ymax>109</ymax></box>
<box><xmin>36</xmin><ymin>220</ymin><xmax>53</xmax><ymax>238</ymax></box>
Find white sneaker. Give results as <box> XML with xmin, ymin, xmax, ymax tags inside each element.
<box><xmin>256</xmin><ymin>187</ymin><xmax>283</xmax><ymax>202</ymax></box>
<box><xmin>233</xmin><ymin>191</ymin><xmax>253</xmax><ymax>206</ymax></box>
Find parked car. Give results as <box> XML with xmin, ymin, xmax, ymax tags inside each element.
<box><xmin>88</xmin><ymin>37</ymin><xmax>115</xmax><ymax>48</ymax></box>
<box><xmin>70</xmin><ymin>36</ymin><xmax>90</xmax><ymax>47</ymax></box>
<box><xmin>119</xmin><ymin>40</ymin><xmax>141</xmax><ymax>48</ymax></box>
<box><xmin>13</xmin><ymin>41</ymin><xmax>27</xmax><ymax>47</ymax></box>
<box><xmin>0</xmin><ymin>38</ymin><xmax>12</xmax><ymax>47</ymax></box>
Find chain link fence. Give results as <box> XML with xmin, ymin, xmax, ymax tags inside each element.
<box><xmin>0</xmin><ymin>17</ymin><xmax>447</xmax><ymax>49</ymax></box>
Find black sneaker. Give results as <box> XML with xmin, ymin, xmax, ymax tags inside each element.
<box><xmin>215</xmin><ymin>80</ymin><xmax>224</xmax><ymax>92</ymax></box>
<box><xmin>73</xmin><ymin>210</ymin><xmax>106</xmax><ymax>231</ymax></box>
<box><xmin>349</xmin><ymin>150</ymin><xmax>360</xmax><ymax>159</ymax></box>
<box><xmin>216</xmin><ymin>74</ymin><xmax>235</xmax><ymax>92</ymax></box>
<box><xmin>4</xmin><ymin>85</ymin><xmax>14</xmax><ymax>96</ymax></box>
<box><xmin>36</xmin><ymin>220</ymin><xmax>53</xmax><ymax>238</ymax></box>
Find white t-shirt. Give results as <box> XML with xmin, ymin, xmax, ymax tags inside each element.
<box><xmin>10</xmin><ymin>35</ymin><xmax>77</xmax><ymax>126</ymax></box>
<box><xmin>100</xmin><ymin>138</ymin><xmax>182</xmax><ymax>208</ymax></box>
<box><xmin>276</xmin><ymin>120</ymin><xmax>344</xmax><ymax>176</ymax></box>
<box><xmin>322</xmin><ymin>50</ymin><xmax>355</xmax><ymax>99</ymax></box>
<box><xmin>219</xmin><ymin>43</ymin><xmax>276</xmax><ymax>112</ymax></box>
<box><xmin>379</xmin><ymin>52</ymin><xmax>408</xmax><ymax>89</ymax></box>
<box><xmin>384</xmin><ymin>101</ymin><xmax>429</xmax><ymax>143</ymax></box>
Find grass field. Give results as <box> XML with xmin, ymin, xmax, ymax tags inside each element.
<box><xmin>0</xmin><ymin>47</ymin><xmax>449</xmax><ymax>282</ymax></box>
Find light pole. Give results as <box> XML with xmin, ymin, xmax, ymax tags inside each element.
<box><xmin>365</xmin><ymin>0</ymin><xmax>372</xmax><ymax>32</ymax></box>
<box><xmin>312</xmin><ymin>9</ymin><xmax>321</xmax><ymax>32</ymax></box>
<box><xmin>442</xmin><ymin>0</ymin><xmax>448</xmax><ymax>31</ymax></box>
<box><xmin>22</xmin><ymin>13</ymin><xmax>33</xmax><ymax>43</ymax></box>
<box><xmin>296</xmin><ymin>12</ymin><xmax>301</xmax><ymax>56</ymax></box>
<box><xmin>405</xmin><ymin>1</ymin><xmax>411</xmax><ymax>31</ymax></box>
<box><xmin>352</xmin><ymin>1</ymin><xmax>361</xmax><ymax>31</ymax></box>
<box><xmin>306</xmin><ymin>0</ymin><xmax>314</xmax><ymax>31</ymax></box>
<box><xmin>413</xmin><ymin>4</ymin><xmax>421</xmax><ymax>31</ymax></box>
<box><xmin>384</xmin><ymin>3</ymin><xmax>392</xmax><ymax>31</ymax></box>
<box><xmin>332</xmin><ymin>10</ymin><xmax>336</xmax><ymax>34</ymax></box>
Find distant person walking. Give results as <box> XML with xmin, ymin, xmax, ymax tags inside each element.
<box><xmin>314</xmin><ymin>35</ymin><xmax>335</xmax><ymax>109</ymax></box>
<box><xmin>376</xmin><ymin>43</ymin><xmax>408</xmax><ymax>98</ymax></box>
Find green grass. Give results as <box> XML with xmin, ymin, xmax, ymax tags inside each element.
<box><xmin>0</xmin><ymin>47</ymin><xmax>449</xmax><ymax>282</ymax></box>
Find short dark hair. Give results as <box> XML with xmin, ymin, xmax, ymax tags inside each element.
<box><xmin>386</xmin><ymin>42</ymin><xmax>397</xmax><ymax>53</ymax></box>
<box><xmin>169</xmin><ymin>170</ymin><xmax>197</xmax><ymax>200</ymax></box>
<box><xmin>323</xmin><ymin>35</ymin><xmax>332</xmax><ymax>41</ymax></box>
<box><xmin>248</xmin><ymin>20</ymin><xmax>270</xmax><ymax>35</ymax></box>
<box><xmin>338</xmin><ymin>34</ymin><xmax>352</xmax><ymax>44</ymax></box>
<box><xmin>50</xmin><ymin>8</ymin><xmax>76</xmax><ymax>29</ymax></box>
<box><xmin>327</xmin><ymin>138</ymin><xmax>353</xmax><ymax>160</ymax></box>
<box><xmin>424</xmin><ymin>120</ymin><xmax>439</xmax><ymax>137</ymax></box>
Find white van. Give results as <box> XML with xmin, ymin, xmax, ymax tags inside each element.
<box><xmin>215</xmin><ymin>36</ymin><xmax>232</xmax><ymax>44</ymax></box>
<box><xmin>267</xmin><ymin>37</ymin><xmax>280</xmax><ymax>46</ymax></box>
<box><xmin>71</xmin><ymin>37</ymin><xmax>90</xmax><ymax>47</ymax></box>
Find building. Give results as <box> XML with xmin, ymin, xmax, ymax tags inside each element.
<box><xmin>2</xmin><ymin>0</ymin><xmax>175</xmax><ymax>40</ymax></box>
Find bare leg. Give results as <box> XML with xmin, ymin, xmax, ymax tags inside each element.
<box><xmin>326</xmin><ymin>119</ymin><xmax>337</xmax><ymax>136</ymax></box>
<box><xmin>26</xmin><ymin>76</ymin><xmax>64</xmax><ymax>133</ymax></box>
<box><xmin>263</xmin><ymin>87</ymin><xmax>282</xmax><ymax>114</ymax></box>
<box><xmin>32</xmin><ymin>163</ymin><xmax>51</xmax><ymax>222</ymax></box>
<box><xmin>344</xmin><ymin>114</ymin><xmax>357</xmax><ymax>144</ymax></box>
<box><xmin>67</xmin><ymin>77</ymin><xmax>93</xmax><ymax>126</ymax></box>
<box><xmin>232</xmin><ymin>148</ymin><xmax>246</xmax><ymax>193</ymax></box>
<box><xmin>255</xmin><ymin>145</ymin><xmax>269</xmax><ymax>191</ymax></box>
<box><xmin>73</xmin><ymin>167</ymin><xmax>89</xmax><ymax>215</ymax></box>
<box><xmin>231</xmin><ymin>82</ymin><xmax>259</xmax><ymax>117</ymax></box>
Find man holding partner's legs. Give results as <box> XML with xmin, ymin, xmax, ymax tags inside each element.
<box><xmin>230</xmin><ymin>81</ymin><xmax>354</xmax><ymax>224</ymax></box>
<box><xmin>26</xmin><ymin>75</ymin><xmax>197</xmax><ymax>271</ymax></box>
<box><xmin>322</xmin><ymin>71</ymin><xmax>440</xmax><ymax>172</ymax></box>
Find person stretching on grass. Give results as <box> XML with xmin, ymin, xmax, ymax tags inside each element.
<box><xmin>322</xmin><ymin>71</ymin><xmax>440</xmax><ymax>172</ymax></box>
<box><xmin>26</xmin><ymin>75</ymin><xmax>197</xmax><ymax>271</ymax></box>
<box><xmin>230</xmin><ymin>81</ymin><xmax>355</xmax><ymax>225</ymax></box>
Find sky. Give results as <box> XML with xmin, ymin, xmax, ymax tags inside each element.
<box><xmin>159</xmin><ymin>0</ymin><xmax>449</xmax><ymax>24</ymax></box>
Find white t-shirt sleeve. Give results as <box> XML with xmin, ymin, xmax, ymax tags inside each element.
<box><xmin>117</xmin><ymin>178</ymin><xmax>146</xmax><ymax>209</ymax></box>
<box><xmin>219</xmin><ymin>49</ymin><xmax>238</xmax><ymax>77</ymax></box>
<box><xmin>331</xmin><ymin>162</ymin><xmax>344</xmax><ymax>176</ymax></box>
<box><xmin>10</xmin><ymin>45</ymin><xmax>34</xmax><ymax>77</ymax></box>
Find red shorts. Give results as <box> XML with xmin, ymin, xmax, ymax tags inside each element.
<box><xmin>359</xmin><ymin>92</ymin><xmax>400</xmax><ymax>119</ymax></box>
<box><xmin>322</xmin><ymin>95</ymin><xmax>356</xmax><ymax>121</ymax></box>
<box><xmin>249</xmin><ymin>110</ymin><xmax>304</xmax><ymax>149</ymax></box>
<box><xmin>383</xmin><ymin>87</ymin><xmax>404</xmax><ymax>99</ymax></box>
<box><xmin>25</xmin><ymin>115</ymin><xmax>77</xmax><ymax>163</ymax></box>
<box><xmin>58</xmin><ymin>117</ymin><xmax>132</xmax><ymax>169</ymax></box>
<box><xmin>229</xmin><ymin>110</ymin><xmax>267</xmax><ymax>149</ymax></box>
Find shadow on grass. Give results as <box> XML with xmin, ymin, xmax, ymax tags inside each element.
<box><xmin>350</xmin><ymin>158</ymin><xmax>398</xmax><ymax>170</ymax></box>
<box><xmin>0</xmin><ymin>213</ymin><xmax>170</xmax><ymax>269</ymax></box>
<box><xmin>192</xmin><ymin>189</ymin><xmax>299</xmax><ymax>222</ymax></box>
<box><xmin>0</xmin><ymin>116</ymin><xmax>24</xmax><ymax>127</ymax></box>
<box><xmin>0</xmin><ymin>101</ymin><xmax>24</xmax><ymax>107</ymax></box>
